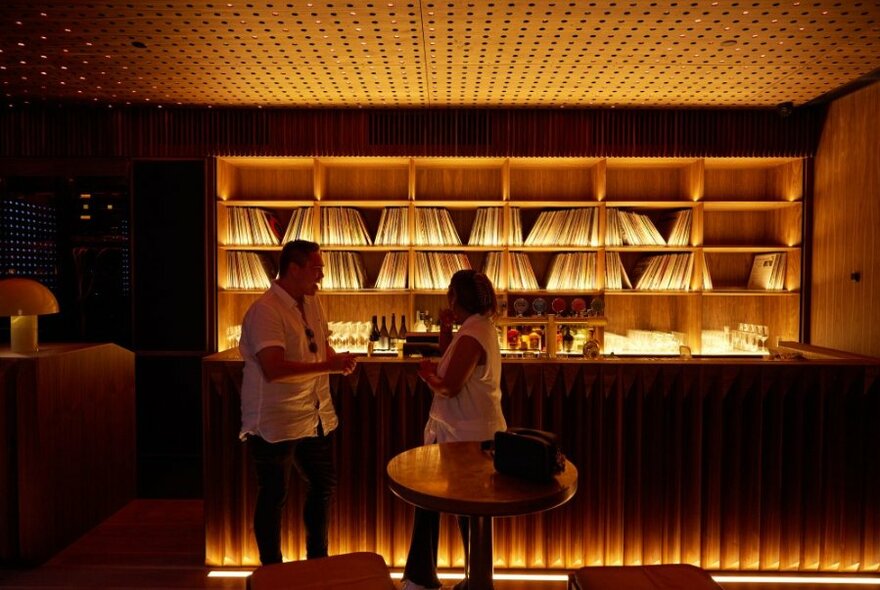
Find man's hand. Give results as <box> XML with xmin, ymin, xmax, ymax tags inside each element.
<box><xmin>328</xmin><ymin>351</ymin><xmax>357</xmax><ymax>375</ymax></box>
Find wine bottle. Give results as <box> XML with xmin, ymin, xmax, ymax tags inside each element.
<box><xmin>367</xmin><ymin>315</ymin><xmax>380</xmax><ymax>356</ymax></box>
<box><xmin>389</xmin><ymin>313</ymin><xmax>399</xmax><ymax>349</ymax></box>
<box><xmin>399</xmin><ymin>314</ymin><xmax>408</xmax><ymax>339</ymax></box>
<box><xmin>369</xmin><ymin>315</ymin><xmax>380</xmax><ymax>343</ymax></box>
<box><xmin>379</xmin><ymin>316</ymin><xmax>390</xmax><ymax>350</ymax></box>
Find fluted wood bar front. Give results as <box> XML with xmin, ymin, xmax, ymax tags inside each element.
<box><xmin>202</xmin><ymin>352</ymin><xmax>880</xmax><ymax>572</ymax></box>
<box><xmin>0</xmin><ymin>343</ymin><xmax>136</xmax><ymax>565</ymax></box>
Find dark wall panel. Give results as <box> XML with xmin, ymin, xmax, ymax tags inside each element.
<box><xmin>131</xmin><ymin>160</ymin><xmax>207</xmax><ymax>352</ymax></box>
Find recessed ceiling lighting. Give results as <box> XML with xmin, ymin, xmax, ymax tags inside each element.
<box><xmin>721</xmin><ymin>39</ymin><xmax>737</xmax><ymax>47</ymax></box>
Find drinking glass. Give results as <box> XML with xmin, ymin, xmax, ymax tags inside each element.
<box><xmin>757</xmin><ymin>325</ymin><xmax>769</xmax><ymax>351</ymax></box>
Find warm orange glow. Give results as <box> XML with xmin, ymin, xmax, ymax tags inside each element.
<box><xmin>205</xmin><ymin>569</ymin><xmax>880</xmax><ymax>585</ymax></box>
<box><xmin>207</xmin><ymin>570</ymin><xmax>254</xmax><ymax>578</ymax></box>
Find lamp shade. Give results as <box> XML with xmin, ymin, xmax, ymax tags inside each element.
<box><xmin>0</xmin><ymin>278</ymin><xmax>60</xmax><ymax>316</ymax></box>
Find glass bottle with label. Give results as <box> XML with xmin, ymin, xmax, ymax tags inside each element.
<box><xmin>368</xmin><ymin>315</ymin><xmax>380</xmax><ymax>356</ymax></box>
<box><xmin>583</xmin><ymin>327</ymin><xmax>601</xmax><ymax>359</ymax></box>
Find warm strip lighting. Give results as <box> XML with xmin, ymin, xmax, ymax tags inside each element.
<box><xmin>391</xmin><ymin>571</ymin><xmax>573</xmax><ymax>582</ymax></box>
<box><xmin>209</xmin><ymin>569</ymin><xmax>880</xmax><ymax>585</ymax></box>
<box><xmin>207</xmin><ymin>570</ymin><xmax>254</xmax><ymax>578</ymax></box>
<box><xmin>712</xmin><ymin>575</ymin><xmax>880</xmax><ymax>585</ymax></box>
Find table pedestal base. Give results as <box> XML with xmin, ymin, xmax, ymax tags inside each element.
<box><xmin>464</xmin><ymin>515</ymin><xmax>494</xmax><ymax>590</ymax></box>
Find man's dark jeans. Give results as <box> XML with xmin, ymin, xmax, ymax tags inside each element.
<box><xmin>248</xmin><ymin>431</ymin><xmax>337</xmax><ymax>564</ymax></box>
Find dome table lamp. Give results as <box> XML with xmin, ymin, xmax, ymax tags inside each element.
<box><xmin>0</xmin><ymin>278</ymin><xmax>60</xmax><ymax>353</ymax></box>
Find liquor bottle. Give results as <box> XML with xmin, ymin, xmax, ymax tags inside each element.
<box><xmin>379</xmin><ymin>316</ymin><xmax>390</xmax><ymax>350</ymax></box>
<box><xmin>562</xmin><ymin>325</ymin><xmax>574</xmax><ymax>353</ymax></box>
<box><xmin>389</xmin><ymin>313</ymin><xmax>399</xmax><ymax>349</ymax></box>
<box><xmin>528</xmin><ymin>326</ymin><xmax>541</xmax><ymax>350</ymax></box>
<box><xmin>413</xmin><ymin>310</ymin><xmax>426</xmax><ymax>332</ymax></box>
<box><xmin>583</xmin><ymin>327</ymin><xmax>601</xmax><ymax>359</ymax></box>
<box><xmin>506</xmin><ymin>326</ymin><xmax>520</xmax><ymax>350</ymax></box>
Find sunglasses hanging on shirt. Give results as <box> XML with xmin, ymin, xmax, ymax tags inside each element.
<box><xmin>304</xmin><ymin>327</ymin><xmax>318</xmax><ymax>354</ymax></box>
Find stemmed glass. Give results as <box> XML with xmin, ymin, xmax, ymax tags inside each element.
<box><xmin>757</xmin><ymin>325</ymin><xmax>770</xmax><ymax>352</ymax></box>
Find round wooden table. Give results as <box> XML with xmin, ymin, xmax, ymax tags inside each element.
<box><xmin>386</xmin><ymin>441</ymin><xmax>578</xmax><ymax>590</ymax></box>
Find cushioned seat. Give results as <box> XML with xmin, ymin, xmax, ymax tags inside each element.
<box><xmin>569</xmin><ymin>564</ymin><xmax>723</xmax><ymax>590</ymax></box>
<box><xmin>248</xmin><ymin>552</ymin><xmax>395</xmax><ymax>590</ymax></box>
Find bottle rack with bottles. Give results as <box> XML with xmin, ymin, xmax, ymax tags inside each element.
<box><xmin>214</xmin><ymin>156</ymin><xmax>805</xmax><ymax>355</ymax></box>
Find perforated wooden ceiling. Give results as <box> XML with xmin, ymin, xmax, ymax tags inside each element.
<box><xmin>1</xmin><ymin>1</ymin><xmax>879</xmax><ymax>108</ymax></box>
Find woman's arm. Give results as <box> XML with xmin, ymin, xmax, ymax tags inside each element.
<box><xmin>419</xmin><ymin>335</ymin><xmax>485</xmax><ymax>398</ymax></box>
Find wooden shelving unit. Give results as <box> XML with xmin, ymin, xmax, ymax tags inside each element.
<box><xmin>214</xmin><ymin>156</ymin><xmax>804</xmax><ymax>354</ymax></box>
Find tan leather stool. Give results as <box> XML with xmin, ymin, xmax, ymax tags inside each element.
<box><xmin>248</xmin><ymin>552</ymin><xmax>395</xmax><ymax>590</ymax></box>
<box><xmin>570</xmin><ymin>564</ymin><xmax>723</xmax><ymax>590</ymax></box>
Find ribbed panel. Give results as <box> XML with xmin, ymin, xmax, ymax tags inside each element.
<box><xmin>0</xmin><ymin>107</ymin><xmax>823</xmax><ymax>158</ymax></box>
<box><xmin>203</xmin><ymin>360</ymin><xmax>880</xmax><ymax>571</ymax></box>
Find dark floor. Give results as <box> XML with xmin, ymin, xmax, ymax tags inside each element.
<box><xmin>0</xmin><ymin>500</ymin><xmax>876</xmax><ymax>590</ymax></box>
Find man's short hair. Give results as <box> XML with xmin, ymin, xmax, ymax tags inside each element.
<box><xmin>279</xmin><ymin>240</ymin><xmax>320</xmax><ymax>276</ymax></box>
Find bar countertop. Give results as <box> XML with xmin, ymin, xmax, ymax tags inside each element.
<box><xmin>203</xmin><ymin>341</ymin><xmax>879</xmax><ymax>366</ymax></box>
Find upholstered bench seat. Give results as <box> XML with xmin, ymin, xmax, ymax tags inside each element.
<box><xmin>570</xmin><ymin>564</ymin><xmax>723</xmax><ymax>590</ymax></box>
<box><xmin>248</xmin><ymin>552</ymin><xmax>395</xmax><ymax>590</ymax></box>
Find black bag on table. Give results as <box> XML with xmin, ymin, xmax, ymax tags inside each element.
<box><xmin>492</xmin><ymin>428</ymin><xmax>565</xmax><ymax>482</ymax></box>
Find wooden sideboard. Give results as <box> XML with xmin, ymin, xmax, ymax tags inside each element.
<box><xmin>0</xmin><ymin>343</ymin><xmax>136</xmax><ymax>564</ymax></box>
<box><xmin>203</xmin><ymin>351</ymin><xmax>880</xmax><ymax>572</ymax></box>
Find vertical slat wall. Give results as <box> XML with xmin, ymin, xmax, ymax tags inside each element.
<box><xmin>203</xmin><ymin>358</ymin><xmax>880</xmax><ymax>571</ymax></box>
<box><xmin>813</xmin><ymin>82</ymin><xmax>880</xmax><ymax>357</ymax></box>
<box><xmin>0</xmin><ymin>107</ymin><xmax>821</xmax><ymax>159</ymax></box>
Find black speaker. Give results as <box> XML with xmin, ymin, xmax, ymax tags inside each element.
<box><xmin>131</xmin><ymin>160</ymin><xmax>207</xmax><ymax>352</ymax></box>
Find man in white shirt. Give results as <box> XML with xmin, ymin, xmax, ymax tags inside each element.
<box><xmin>239</xmin><ymin>239</ymin><xmax>357</xmax><ymax>564</ymax></box>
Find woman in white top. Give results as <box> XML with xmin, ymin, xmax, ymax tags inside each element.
<box><xmin>401</xmin><ymin>269</ymin><xmax>507</xmax><ymax>590</ymax></box>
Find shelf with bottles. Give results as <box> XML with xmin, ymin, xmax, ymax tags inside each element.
<box><xmin>495</xmin><ymin>293</ymin><xmax>607</xmax><ymax>357</ymax></box>
<box><xmin>604</xmin><ymin>158</ymin><xmax>702</xmax><ymax>202</ymax></box>
<box><xmin>496</xmin><ymin>315</ymin><xmax>608</xmax><ymax>359</ymax></box>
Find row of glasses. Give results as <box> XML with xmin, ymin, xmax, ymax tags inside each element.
<box><xmin>328</xmin><ymin>321</ymin><xmax>372</xmax><ymax>353</ymax></box>
<box><xmin>724</xmin><ymin>323</ymin><xmax>770</xmax><ymax>352</ymax></box>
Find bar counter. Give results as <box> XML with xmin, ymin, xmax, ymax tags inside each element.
<box><xmin>202</xmin><ymin>349</ymin><xmax>880</xmax><ymax>571</ymax></box>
